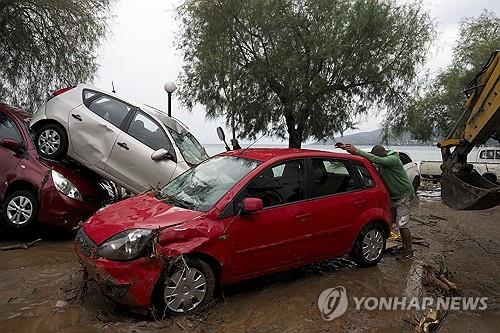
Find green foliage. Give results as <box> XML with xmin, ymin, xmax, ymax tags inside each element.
<box><xmin>0</xmin><ymin>0</ymin><xmax>112</xmax><ymax>111</ymax></box>
<box><xmin>387</xmin><ymin>10</ymin><xmax>500</xmax><ymax>141</ymax></box>
<box><xmin>177</xmin><ymin>0</ymin><xmax>434</xmax><ymax>147</ymax></box>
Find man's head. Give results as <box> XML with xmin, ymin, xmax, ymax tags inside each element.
<box><xmin>371</xmin><ymin>145</ymin><xmax>387</xmax><ymax>157</ymax></box>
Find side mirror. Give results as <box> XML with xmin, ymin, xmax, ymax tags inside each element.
<box><xmin>1</xmin><ymin>139</ymin><xmax>22</xmax><ymax>153</ymax></box>
<box><xmin>242</xmin><ymin>197</ymin><xmax>264</xmax><ymax>214</ymax></box>
<box><xmin>216</xmin><ymin>126</ymin><xmax>231</xmax><ymax>151</ymax></box>
<box><xmin>151</xmin><ymin>148</ymin><xmax>172</xmax><ymax>161</ymax></box>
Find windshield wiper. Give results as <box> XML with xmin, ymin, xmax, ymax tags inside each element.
<box><xmin>164</xmin><ymin>196</ymin><xmax>196</xmax><ymax>210</ymax></box>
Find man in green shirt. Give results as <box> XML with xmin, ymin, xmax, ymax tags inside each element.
<box><xmin>340</xmin><ymin>144</ymin><xmax>415</xmax><ymax>261</ymax></box>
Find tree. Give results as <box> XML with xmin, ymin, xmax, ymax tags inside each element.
<box><xmin>386</xmin><ymin>10</ymin><xmax>500</xmax><ymax>141</ymax></box>
<box><xmin>177</xmin><ymin>0</ymin><xmax>434</xmax><ymax>148</ymax></box>
<box><xmin>0</xmin><ymin>0</ymin><xmax>112</xmax><ymax>111</ymax></box>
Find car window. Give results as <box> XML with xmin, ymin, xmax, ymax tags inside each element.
<box><xmin>353</xmin><ymin>162</ymin><xmax>376</xmax><ymax>188</ymax></box>
<box><xmin>480</xmin><ymin>150</ymin><xmax>495</xmax><ymax>160</ymax></box>
<box><xmin>309</xmin><ymin>158</ymin><xmax>361</xmax><ymax>198</ymax></box>
<box><xmin>159</xmin><ymin>156</ymin><xmax>261</xmax><ymax>212</ymax></box>
<box><xmin>496</xmin><ymin>150</ymin><xmax>500</xmax><ymax>160</ymax></box>
<box><xmin>0</xmin><ymin>113</ymin><xmax>22</xmax><ymax>143</ymax></box>
<box><xmin>128</xmin><ymin>112</ymin><xmax>175</xmax><ymax>155</ymax></box>
<box><xmin>398</xmin><ymin>152</ymin><xmax>412</xmax><ymax>165</ymax></box>
<box><xmin>87</xmin><ymin>95</ymin><xmax>132</xmax><ymax>128</ymax></box>
<box><xmin>83</xmin><ymin>90</ymin><xmax>99</xmax><ymax>101</ymax></box>
<box><xmin>167</xmin><ymin>128</ymin><xmax>208</xmax><ymax>166</ymax></box>
<box><xmin>242</xmin><ymin>160</ymin><xmax>306</xmax><ymax>208</ymax></box>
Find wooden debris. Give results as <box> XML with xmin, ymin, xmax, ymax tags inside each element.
<box><xmin>1</xmin><ymin>238</ymin><xmax>42</xmax><ymax>251</ymax></box>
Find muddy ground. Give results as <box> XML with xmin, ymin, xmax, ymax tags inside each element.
<box><xmin>0</xmin><ymin>185</ymin><xmax>499</xmax><ymax>333</ymax></box>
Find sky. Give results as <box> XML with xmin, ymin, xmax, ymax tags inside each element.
<box><xmin>93</xmin><ymin>0</ymin><xmax>499</xmax><ymax>144</ymax></box>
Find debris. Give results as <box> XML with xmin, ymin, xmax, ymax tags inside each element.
<box><xmin>55</xmin><ymin>300</ymin><xmax>68</xmax><ymax>308</ymax></box>
<box><xmin>429</xmin><ymin>214</ymin><xmax>446</xmax><ymax>221</ymax></box>
<box><xmin>414</xmin><ymin>308</ymin><xmax>440</xmax><ymax>333</ymax></box>
<box><xmin>1</xmin><ymin>239</ymin><xmax>42</xmax><ymax>251</ymax></box>
<box><xmin>422</xmin><ymin>265</ymin><xmax>458</xmax><ymax>295</ymax></box>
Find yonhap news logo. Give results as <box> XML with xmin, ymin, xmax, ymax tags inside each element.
<box><xmin>318</xmin><ymin>286</ymin><xmax>349</xmax><ymax>321</ymax></box>
<box><xmin>318</xmin><ymin>285</ymin><xmax>488</xmax><ymax>321</ymax></box>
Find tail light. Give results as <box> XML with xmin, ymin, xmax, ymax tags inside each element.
<box><xmin>48</xmin><ymin>86</ymin><xmax>75</xmax><ymax>101</ymax></box>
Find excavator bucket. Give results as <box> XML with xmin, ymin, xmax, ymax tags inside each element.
<box><xmin>441</xmin><ymin>168</ymin><xmax>500</xmax><ymax>210</ymax></box>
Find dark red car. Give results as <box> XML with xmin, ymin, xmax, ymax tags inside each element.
<box><xmin>0</xmin><ymin>103</ymin><xmax>110</xmax><ymax>231</ymax></box>
<box><xmin>75</xmin><ymin>149</ymin><xmax>393</xmax><ymax>314</ymax></box>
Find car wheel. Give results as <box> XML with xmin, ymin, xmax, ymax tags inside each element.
<box><xmin>2</xmin><ymin>190</ymin><xmax>39</xmax><ymax>230</ymax></box>
<box><xmin>483</xmin><ymin>173</ymin><xmax>497</xmax><ymax>183</ymax></box>
<box><xmin>157</xmin><ymin>257</ymin><xmax>216</xmax><ymax>315</ymax></box>
<box><xmin>35</xmin><ymin>123</ymin><xmax>67</xmax><ymax>159</ymax></box>
<box><xmin>412</xmin><ymin>176</ymin><xmax>420</xmax><ymax>193</ymax></box>
<box><xmin>351</xmin><ymin>223</ymin><xmax>386</xmax><ymax>267</ymax></box>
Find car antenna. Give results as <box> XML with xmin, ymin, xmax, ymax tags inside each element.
<box><xmin>111</xmin><ymin>81</ymin><xmax>116</xmax><ymax>93</ymax></box>
<box><xmin>238</xmin><ymin>132</ymin><xmax>266</xmax><ymax>155</ymax></box>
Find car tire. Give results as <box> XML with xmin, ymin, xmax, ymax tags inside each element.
<box><xmin>155</xmin><ymin>257</ymin><xmax>216</xmax><ymax>316</ymax></box>
<box><xmin>2</xmin><ymin>190</ymin><xmax>39</xmax><ymax>231</ymax></box>
<box><xmin>412</xmin><ymin>176</ymin><xmax>420</xmax><ymax>193</ymax></box>
<box><xmin>350</xmin><ymin>222</ymin><xmax>386</xmax><ymax>267</ymax></box>
<box><xmin>35</xmin><ymin>123</ymin><xmax>68</xmax><ymax>159</ymax></box>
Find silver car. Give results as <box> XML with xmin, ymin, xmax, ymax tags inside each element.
<box><xmin>30</xmin><ymin>84</ymin><xmax>208</xmax><ymax>194</ymax></box>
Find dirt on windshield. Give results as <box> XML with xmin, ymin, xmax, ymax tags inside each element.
<box><xmin>1</xmin><ymin>184</ymin><xmax>500</xmax><ymax>333</ymax></box>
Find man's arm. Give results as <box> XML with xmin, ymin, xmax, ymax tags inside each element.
<box><xmin>340</xmin><ymin>144</ymin><xmax>399</xmax><ymax>167</ymax></box>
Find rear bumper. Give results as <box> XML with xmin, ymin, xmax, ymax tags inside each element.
<box><xmin>74</xmin><ymin>230</ymin><xmax>165</xmax><ymax>310</ymax></box>
<box><xmin>38</xmin><ymin>184</ymin><xmax>100</xmax><ymax>228</ymax></box>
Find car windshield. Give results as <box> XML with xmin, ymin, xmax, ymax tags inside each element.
<box><xmin>158</xmin><ymin>156</ymin><xmax>261</xmax><ymax>212</ymax></box>
<box><xmin>167</xmin><ymin>128</ymin><xmax>209</xmax><ymax>165</ymax></box>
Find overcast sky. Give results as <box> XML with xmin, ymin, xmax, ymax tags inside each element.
<box><xmin>93</xmin><ymin>0</ymin><xmax>499</xmax><ymax>144</ymax></box>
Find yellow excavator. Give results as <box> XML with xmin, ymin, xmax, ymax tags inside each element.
<box><xmin>438</xmin><ymin>50</ymin><xmax>500</xmax><ymax>210</ymax></box>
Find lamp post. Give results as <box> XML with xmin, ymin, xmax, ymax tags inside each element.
<box><xmin>163</xmin><ymin>81</ymin><xmax>177</xmax><ymax>117</ymax></box>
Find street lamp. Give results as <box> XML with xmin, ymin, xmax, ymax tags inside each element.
<box><xmin>164</xmin><ymin>81</ymin><xmax>177</xmax><ymax>117</ymax></box>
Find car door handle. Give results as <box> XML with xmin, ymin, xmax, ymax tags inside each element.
<box><xmin>296</xmin><ymin>212</ymin><xmax>312</xmax><ymax>221</ymax></box>
<box><xmin>71</xmin><ymin>114</ymin><xmax>82</xmax><ymax>121</ymax></box>
<box><xmin>354</xmin><ymin>199</ymin><xmax>367</xmax><ymax>205</ymax></box>
<box><xmin>117</xmin><ymin>142</ymin><xmax>129</xmax><ymax>150</ymax></box>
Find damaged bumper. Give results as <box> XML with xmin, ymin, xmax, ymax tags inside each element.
<box><xmin>74</xmin><ymin>228</ymin><xmax>165</xmax><ymax>310</ymax></box>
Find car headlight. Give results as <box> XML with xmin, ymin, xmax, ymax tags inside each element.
<box><xmin>97</xmin><ymin>229</ymin><xmax>153</xmax><ymax>261</ymax></box>
<box><xmin>51</xmin><ymin>170</ymin><xmax>82</xmax><ymax>201</ymax></box>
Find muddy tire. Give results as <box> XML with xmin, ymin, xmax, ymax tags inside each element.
<box><xmin>35</xmin><ymin>123</ymin><xmax>67</xmax><ymax>160</ymax></box>
<box><xmin>351</xmin><ymin>223</ymin><xmax>386</xmax><ymax>267</ymax></box>
<box><xmin>2</xmin><ymin>190</ymin><xmax>39</xmax><ymax>231</ymax></box>
<box><xmin>154</xmin><ymin>257</ymin><xmax>216</xmax><ymax>316</ymax></box>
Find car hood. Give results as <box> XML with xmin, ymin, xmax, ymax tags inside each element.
<box><xmin>83</xmin><ymin>193</ymin><xmax>205</xmax><ymax>244</ymax></box>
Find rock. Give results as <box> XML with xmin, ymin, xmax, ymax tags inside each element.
<box><xmin>55</xmin><ymin>300</ymin><xmax>68</xmax><ymax>308</ymax></box>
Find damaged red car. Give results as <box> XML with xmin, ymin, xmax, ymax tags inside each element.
<box><xmin>0</xmin><ymin>103</ymin><xmax>110</xmax><ymax>232</ymax></box>
<box><xmin>75</xmin><ymin>149</ymin><xmax>392</xmax><ymax>314</ymax></box>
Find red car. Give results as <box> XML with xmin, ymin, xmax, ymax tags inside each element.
<box><xmin>75</xmin><ymin>148</ymin><xmax>393</xmax><ymax>314</ymax></box>
<box><xmin>0</xmin><ymin>103</ymin><xmax>110</xmax><ymax>231</ymax></box>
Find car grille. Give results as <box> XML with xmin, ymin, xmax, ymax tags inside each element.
<box><xmin>75</xmin><ymin>227</ymin><xmax>98</xmax><ymax>258</ymax></box>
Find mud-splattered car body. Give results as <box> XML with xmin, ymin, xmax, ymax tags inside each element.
<box><xmin>75</xmin><ymin>149</ymin><xmax>393</xmax><ymax>312</ymax></box>
<box><xmin>0</xmin><ymin>104</ymin><xmax>110</xmax><ymax>230</ymax></box>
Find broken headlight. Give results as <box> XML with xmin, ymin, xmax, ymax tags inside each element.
<box><xmin>51</xmin><ymin>170</ymin><xmax>82</xmax><ymax>201</ymax></box>
<box><xmin>97</xmin><ymin>229</ymin><xmax>153</xmax><ymax>261</ymax></box>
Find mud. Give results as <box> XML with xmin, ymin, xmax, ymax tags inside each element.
<box><xmin>1</xmin><ymin>185</ymin><xmax>500</xmax><ymax>332</ymax></box>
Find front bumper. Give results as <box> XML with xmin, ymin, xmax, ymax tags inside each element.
<box><xmin>74</xmin><ymin>228</ymin><xmax>165</xmax><ymax>310</ymax></box>
<box><xmin>38</xmin><ymin>184</ymin><xmax>100</xmax><ymax>228</ymax></box>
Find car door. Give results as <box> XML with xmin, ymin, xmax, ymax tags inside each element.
<box><xmin>104</xmin><ymin>110</ymin><xmax>178</xmax><ymax>193</ymax></box>
<box><xmin>68</xmin><ymin>91</ymin><xmax>132</xmax><ymax>170</ymax></box>
<box><xmin>297</xmin><ymin>158</ymin><xmax>367</xmax><ymax>260</ymax></box>
<box><xmin>0</xmin><ymin>113</ymin><xmax>23</xmax><ymax>200</ymax></box>
<box><xmin>225</xmin><ymin>159</ymin><xmax>308</xmax><ymax>278</ymax></box>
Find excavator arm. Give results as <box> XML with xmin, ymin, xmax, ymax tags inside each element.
<box><xmin>438</xmin><ymin>50</ymin><xmax>500</xmax><ymax>210</ymax></box>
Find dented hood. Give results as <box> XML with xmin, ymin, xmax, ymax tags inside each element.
<box><xmin>83</xmin><ymin>193</ymin><xmax>205</xmax><ymax>244</ymax></box>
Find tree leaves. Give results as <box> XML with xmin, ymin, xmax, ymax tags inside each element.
<box><xmin>386</xmin><ymin>10</ymin><xmax>500</xmax><ymax>142</ymax></box>
<box><xmin>0</xmin><ymin>0</ymin><xmax>112</xmax><ymax>111</ymax></box>
<box><xmin>177</xmin><ymin>0</ymin><xmax>434</xmax><ymax>147</ymax></box>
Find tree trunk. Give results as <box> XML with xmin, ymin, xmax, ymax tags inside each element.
<box><xmin>285</xmin><ymin>114</ymin><xmax>302</xmax><ymax>148</ymax></box>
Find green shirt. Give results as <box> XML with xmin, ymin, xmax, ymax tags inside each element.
<box><xmin>356</xmin><ymin>149</ymin><xmax>414</xmax><ymax>200</ymax></box>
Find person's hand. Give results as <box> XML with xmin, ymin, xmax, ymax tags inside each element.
<box><xmin>344</xmin><ymin>144</ymin><xmax>358</xmax><ymax>154</ymax></box>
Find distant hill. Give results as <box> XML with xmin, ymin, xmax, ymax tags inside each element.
<box><xmin>313</xmin><ymin>129</ymin><xmax>430</xmax><ymax>146</ymax></box>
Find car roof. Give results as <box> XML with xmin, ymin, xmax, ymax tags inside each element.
<box><xmin>76</xmin><ymin>84</ymin><xmax>189</xmax><ymax>133</ymax></box>
<box><xmin>0</xmin><ymin>103</ymin><xmax>31</xmax><ymax>122</ymax></box>
<box><xmin>221</xmin><ymin>148</ymin><xmax>366</xmax><ymax>163</ymax></box>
